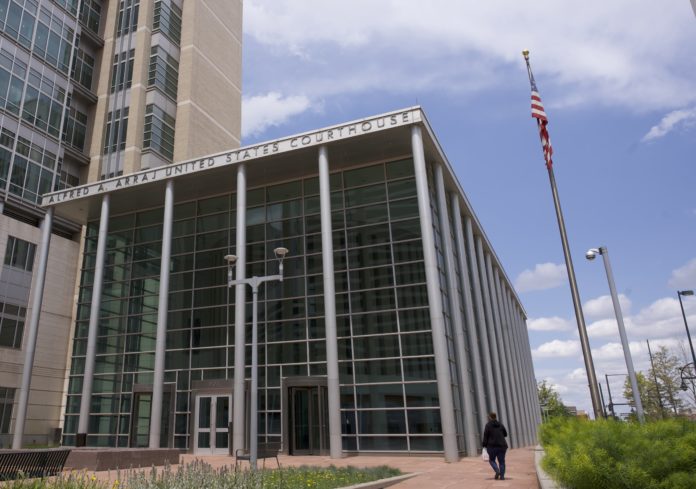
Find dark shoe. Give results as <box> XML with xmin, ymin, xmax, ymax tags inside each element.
<box><xmin>500</xmin><ymin>476</ymin><xmax>505</xmax><ymax>480</ymax></box>
<box><xmin>494</xmin><ymin>472</ymin><xmax>500</xmax><ymax>480</ymax></box>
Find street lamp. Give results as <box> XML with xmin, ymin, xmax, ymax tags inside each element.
<box><xmin>225</xmin><ymin>246</ymin><xmax>289</xmax><ymax>469</ymax></box>
<box><xmin>679</xmin><ymin>363</ymin><xmax>696</xmax><ymax>392</ymax></box>
<box><xmin>586</xmin><ymin>247</ymin><xmax>645</xmax><ymax>423</ymax></box>
<box><xmin>677</xmin><ymin>290</ymin><xmax>696</xmax><ymax>370</ymax></box>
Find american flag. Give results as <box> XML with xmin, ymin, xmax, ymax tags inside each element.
<box><xmin>529</xmin><ymin>74</ymin><xmax>553</xmax><ymax>169</ymax></box>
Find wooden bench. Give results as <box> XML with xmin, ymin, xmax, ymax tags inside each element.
<box><xmin>0</xmin><ymin>448</ymin><xmax>71</xmax><ymax>480</ymax></box>
<box><xmin>235</xmin><ymin>442</ymin><xmax>280</xmax><ymax>470</ymax></box>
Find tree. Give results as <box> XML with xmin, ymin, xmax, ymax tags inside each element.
<box><xmin>676</xmin><ymin>342</ymin><xmax>696</xmax><ymax>410</ymax></box>
<box><xmin>622</xmin><ymin>371</ymin><xmax>664</xmax><ymax>421</ymax></box>
<box><xmin>624</xmin><ymin>345</ymin><xmax>684</xmax><ymax>419</ymax></box>
<box><xmin>537</xmin><ymin>380</ymin><xmax>571</xmax><ymax>420</ymax></box>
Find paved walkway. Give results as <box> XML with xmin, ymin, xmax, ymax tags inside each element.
<box><xmin>177</xmin><ymin>448</ymin><xmax>540</xmax><ymax>488</ymax></box>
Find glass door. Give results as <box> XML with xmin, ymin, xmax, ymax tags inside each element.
<box><xmin>289</xmin><ymin>386</ymin><xmax>328</xmax><ymax>455</ymax></box>
<box><xmin>194</xmin><ymin>394</ymin><xmax>231</xmax><ymax>454</ymax></box>
<box><xmin>131</xmin><ymin>393</ymin><xmax>152</xmax><ymax>448</ymax></box>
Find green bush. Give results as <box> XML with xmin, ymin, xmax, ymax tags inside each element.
<box><xmin>540</xmin><ymin>417</ymin><xmax>696</xmax><ymax>489</ymax></box>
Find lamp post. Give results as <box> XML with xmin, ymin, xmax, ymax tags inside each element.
<box><xmin>586</xmin><ymin>247</ymin><xmax>644</xmax><ymax>423</ymax></box>
<box><xmin>225</xmin><ymin>247</ymin><xmax>288</xmax><ymax>470</ymax></box>
<box><xmin>677</xmin><ymin>290</ymin><xmax>696</xmax><ymax>370</ymax></box>
<box><xmin>679</xmin><ymin>363</ymin><xmax>696</xmax><ymax>392</ymax></box>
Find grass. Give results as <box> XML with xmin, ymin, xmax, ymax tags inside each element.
<box><xmin>539</xmin><ymin>417</ymin><xmax>696</xmax><ymax>489</ymax></box>
<box><xmin>2</xmin><ymin>461</ymin><xmax>402</xmax><ymax>489</ymax></box>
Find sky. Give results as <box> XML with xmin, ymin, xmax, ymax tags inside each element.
<box><xmin>238</xmin><ymin>1</ymin><xmax>696</xmax><ymax>417</ymax></box>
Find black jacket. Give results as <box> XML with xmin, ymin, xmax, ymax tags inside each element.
<box><xmin>482</xmin><ymin>420</ymin><xmax>508</xmax><ymax>449</ymax></box>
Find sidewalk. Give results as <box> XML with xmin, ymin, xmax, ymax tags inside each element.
<box><xmin>176</xmin><ymin>448</ymin><xmax>539</xmax><ymax>488</ymax></box>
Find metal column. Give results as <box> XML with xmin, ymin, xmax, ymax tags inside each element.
<box><xmin>318</xmin><ymin>145</ymin><xmax>342</xmax><ymax>459</ymax></box>
<box><xmin>475</xmin><ymin>239</ymin><xmax>505</xmax><ymax>422</ymax></box>
<box><xmin>502</xmin><ymin>288</ymin><xmax>529</xmax><ymax>445</ymax></box>
<box><xmin>484</xmin><ymin>256</ymin><xmax>514</xmax><ymax>447</ymax></box>
<box><xmin>464</xmin><ymin>217</ymin><xmax>497</xmax><ymax>415</ymax></box>
<box><xmin>12</xmin><ymin>207</ymin><xmax>54</xmax><ymax>449</ymax></box>
<box><xmin>434</xmin><ymin>165</ymin><xmax>476</xmax><ymax>456</ymax></box>
<box><xmin>232</xmin><ymin>164</ymin><xmax>247</xmax><ymax>453</ymax></box>
<box><xmin>150</xmin><ymin>179</ymin><xmax>174</xmax><ymax>447</ymax></box>
<box><xmin>451</xmin><ymin>201</ymin><xmax>487</xmax><ymax>440</ymax></box>
<box><xmin>77</xmin><ymin>195</ymin><xmax>110</xmax><ymax>444</ymax></box>
<box><xmin>493</xmin><ymin>271</ymin><xmax>524</xmax><ymax>448</ymax></box>
<box><xmin>512</xmin><ymin>298</ymin><xmax>536</xmax><ymax>444</ymax></box>
<box><xmin>411</xmin><ymin>126</ymin><xmax>458</xmax><ymax>462</ymax></box>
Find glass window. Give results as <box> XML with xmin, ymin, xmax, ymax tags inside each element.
<box><xmin>343</xmin><ymin>165</ymin><xmax>384</xmax><ymax>188</ymax></box>
<box><xmin>4</xmin><ymin>236</ymin><xmax>36</xmax><ymax>271</ymax></box>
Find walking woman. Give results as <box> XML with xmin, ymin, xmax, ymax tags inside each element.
<box><xmin>482</xmin><ymin>412</ymin><xmax>508</xmax><ymax>480</ymax></box>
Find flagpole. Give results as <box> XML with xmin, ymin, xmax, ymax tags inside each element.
<box><xmin>522</xmin><ymin>50</ymin><xmax>603</xmax><ymax>420</ymax></box>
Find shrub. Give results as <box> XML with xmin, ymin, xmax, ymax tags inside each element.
<box><xmin>540</xmin><ymin>417</ymin><xmax>696</xmax><ymax>489</ymax></box>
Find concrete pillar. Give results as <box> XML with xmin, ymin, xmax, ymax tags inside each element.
<box><xmin>77</xmin><ymin>195</ymin><xmax>110</xmax><ymax>444</ymax></box>
<box><xmin>12</xmin><ymin>208</ymin><xmax>54</xmax><ymax>449</ymax></box>
<box><xmin>411</xmin><ymin>126</ymin><xmax>458</xmax><ymax>462</ymax></box>
<box><xmin>451</xmin><ymin>203</ymin><xmax>487</xmax><ymax>440</ymax></box>
<box><xmin>150</xmin><ymin>179</ymin><xmax>174</xmax><ymax>447</ymax></box>
<box><xmin>464</xmin><ymin>217</ymin><xmax>497</xmax><ymax>415</ymax></box>
<box><xmin>434</xmin><ymin>165</ymin><xmax>476</xmax><ymax>456</ymax></box>
<box><xmin>493</xmin><ymin>271</ymin><xmax>524</xmax><ymax>448</ymax></box>
<box><xmin>318</xmin><ymin>146</ymin><xmax>343</xmax><ymax>459</ymax></box>
<box><xmin>484</xmin><ymin>256</ymin><xmax>514</xmax><ymax>447</ymax></box>
<box><xmin>232</xmin><ymin>164</ymin><xmax>247</xmax><ymax>453</ymax></box>
<box><xmin>475</xmin><ymin>240</ymin><xmax>505</xmax><ymax>423</ymax></box>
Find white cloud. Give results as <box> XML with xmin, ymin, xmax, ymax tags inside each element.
<box><xmin>515</xmin><ymin>263</ymin><xmax>567</xmax><ymax>292</ymax></box>
<box><xmin>584</xmin><ymin>294</ymin><xmax>632</xmax><ymax>319</ymax></box>
<box><xmin>528</xmin><ymin>316</ymin><xmax>572</xmax><ymax>332</ymax></box>
<box><xmin>242</xmin><ymin>92</ymin><xmax>313</xmax><ymax>138</ymax></box>
<box><xmin>642</xmin><ymin>107</ymin><xmax>696</xmax><ymax>141</ymax></box>
<box><xmin>533</xmin><ymin>340</ymin><xmax>580</xmax><ymax>358</ymax></box>
<box><xmin>246</xmin><ymin>1</ymin><xmax>696</xmax><ymax>113</ymax></box>
<box><xmin>668</xmin><ymin>258</ymin><xmax>696</xmax><ymax>289</ymax></box>
<box><xmin>586</xmin><ymin>318</ymin><xmax>619</xmax><ymax>338</ymax></box>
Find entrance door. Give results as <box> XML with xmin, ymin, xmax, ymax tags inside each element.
<box><xmin>289</xmin><ymin>386</ymin><xmax>328</xmax><ymax>455</ymax></box>
<box><xmin>194</xmin><ymin>394</ymin><xmax>231</xmax><ymax>454</ymax></box>
<box><xmin>130</xmin><ymin>392</ymin><xmax>172</xmax><ymax>448</ymax></box>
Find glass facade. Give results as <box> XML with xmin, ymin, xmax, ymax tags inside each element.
<box><xmin>64</xmin><ymin>158</ymin><xmax>447</xmax><ymax>452</ymax></box>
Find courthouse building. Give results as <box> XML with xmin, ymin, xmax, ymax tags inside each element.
<box><xmin>0</xmin><ymin>0</ymin><xmax>539</xmax><ymax>461</ymax></box>
<box><xmin>41</xmin><ymin>107</ymin><xmax>541</xmax><ymax>461</ymax></box>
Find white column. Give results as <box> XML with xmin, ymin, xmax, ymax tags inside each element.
<box><xmin>509</xmin><ymin>293</ymin><xmax>534</xmax><ymax>445</ymax></box>
<box><xmin>493</xmin><ymin>271</ymin><xmax>524</xmax><ymax>448</ymax></box>
<box><xmin>411</xmin><ymin>126</ymin><xmax>458</xmax><ymax>462</ymax></box>
<box><xmin>484</xmin><ymin>256</ymin><xmax>514</xmax><ymax>446</ymax></box>
<box><xmin>451</xmin><ymin>199</ymin><xmax>486</xmax><ymax>446</ymax></box>
<box><xmin>434</xmin><ymin>166</ymin><xmax>476</xmax><ymax>456</ymax></box>
<box><xmin>232</xmin><ymin>164</ymin><xmax>247</xmax><ymax>453</ymax></box>
<box><xmin>77</xmin><ymin>195</ymin><xmax>110</xmax><ymax>443</ymax></box>
<box><xmin>475</xmin><ymin>240</ymin><xmax>505</xmax><ymax>421</ymax></box>
<box><xmin>464</xmin><ymin>217</ymin><xmax>497</xmax><ymax>416</ymax></box>
<box><xmin>12</xmin><ymin>208</ymin><xmax>54</xmax><ymax>449</ymax></box>
<box><xmin>150</xmin><ymin>179</ymin><xmax>174</xmax><ymax>447</ymax></box>
<box><xmin>318</xmin><ymin>146</ymin><xmax>342</xmax><ymax>459</ymax></box>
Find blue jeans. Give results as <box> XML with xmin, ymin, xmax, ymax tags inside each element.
<box><xmin>487</xmin><ymin>447</ymin><xmax>507</xmax><ymax>477</ymax></box>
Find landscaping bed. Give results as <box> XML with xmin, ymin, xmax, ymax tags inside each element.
<box><xmin>540</xmin><ymin>417</ymin><xmax>696</xmax><ymax>489</ymax></box>
<box><xmin>2</xmin><ymin>461</ymin><xmax>403</xmax><ymax>489</ymax></box>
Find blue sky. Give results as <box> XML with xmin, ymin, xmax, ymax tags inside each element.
<box><xmin>238</xmin><ymin>1</ymin><xmax>696</xmax><ymax>415</ymax></box>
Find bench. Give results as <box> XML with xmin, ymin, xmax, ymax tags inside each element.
<box><xmin>0</xmin><ymin>448</ymin><xmax>71</xmax><ymax>480</ymax></box>
<box><xmin>235</xmin><ymin>442</ymin><xmax>281</xmax><ymax>470</ymax></box>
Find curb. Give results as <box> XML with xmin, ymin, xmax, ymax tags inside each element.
<box><xmin>534</xmin><ymin>445</ymin><xmax>560</xmax><ymax>489</ymax></box>
<box><xmin>342</xmin><ymin>472</ymin><xmax>419</xmax><ymax>489</ymax></box>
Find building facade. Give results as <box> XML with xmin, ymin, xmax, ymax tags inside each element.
<box><xmin>42</xmin><ymin>108</ymin><xmax>541</xmax><ymax>460</ymax></box>
<box><xmin>0</xmin><ymin>0</ymin><xmax>241</xmax><ymax>447</ymax></box>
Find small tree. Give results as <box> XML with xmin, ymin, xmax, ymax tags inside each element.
<box><xmin>538</xmin><ymin>380</ymin><xmax>570</xmax><ymax>420</ymax></box>
<box><xmin>624</xmin><ymin>345</ymin><xmax>685</xmax><ymax>418</ymax></box>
